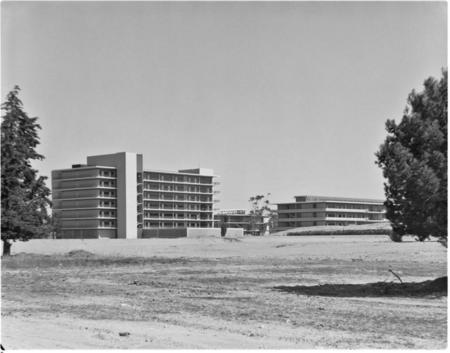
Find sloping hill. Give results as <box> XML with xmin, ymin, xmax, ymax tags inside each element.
<box><xmin>271</xmin><ymin>222</ymin><xmax>392</xmax><ymax>236</ymax></box>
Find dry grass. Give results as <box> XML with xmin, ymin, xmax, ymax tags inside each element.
<box><xmin>272</xmin><ymin>221</ymin><xmax>392</xmax><ymax>236</ymax></box>
<box><xmin>1</xmin><ymin>235</ymin><xmax>447</xmax><ymax>349</ymax></box>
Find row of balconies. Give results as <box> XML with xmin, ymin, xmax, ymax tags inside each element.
<box><xmin>60</xmin><ymin>226</ymin><xmax>118</xmax><ymax>230</ymax></box>
<box><xmin>278</xmin><ymin>205</ymin><xmax>384</xmax><ymax>212</ymax></box>
<box><xmin>58</xmin><ymin>217</ymin><xmax>117</xmax><ymax>221</ymax></box>
<box><xmin>143</xmin><ymin>175</ymin><xmax>213</xmax><ymax>183</ymax></box>
<box><xmin>277</xmin><ymin>207</ymin><xmax>384</xmax><ymax>214</ymax></box>
<box><xmin>143</xmin><ymin>190</ymin><xmax>213</xmax><ymax>196</ymax></box>
<box><xmin>277</xmin><ymin>219</ymin><xmax>376</xmax><ymax>229</ymax></box>
<box><xmin>144</xmin><ymin>212</ymin><xmax>212</xmax><ymax>217</ymax></box>
<box><xmin>52</xmin><ymin>168</ymin><xmax>116</xmax><ymax>181</ymax></box>
<box><xmin>53</xmin><ymin>195</ymin><xmax>116</xmax><ymax>202</ymax></box>
<box><xmin>278</xmin><ymin>216</ymin><xmax>369</xmax><ymax>222</ymax></box>
<box><xmin>146</xmin><ymin>201</ymin><xmax>201</xmax><ymax>206</ymax></box>
<box><xmin>143</xmin><ymin>197</ymin><xmax>214</xmax><ymax>203</ymax></box>
<box><xmin>58</xmin><ymin>218</ymin><xmax>116</xmax><ymax>229</ymax></box>
<box><xmin>144</xmin><ymin>208</ymin><xmax>212</xmax><ymax>213</ymax></box>
<box><xmin>142</xmin><ymin>181</ymin><xmax>217</xmax><ymax>188</ymax></box>
<box><xmin>143</xmin><ymin>192</ymin><xmax>213</xmax><ymax>199</ymax></box>
<box><xmin>54</xmin><ymin>207</ymin><xmax>116</xmax><ymax>218</ymax></box>
<box><xmin>278</xmin><ymin>216</ymin><xmax>385</xmax><ymax>224</ymax></box>
<box><xmin>54</xmin><ymin>199</ymin><xmax>217</xmax><ymax>210</ymax></box>
<box><xmin>143</xmin><ymin>223</ymin><xmax>214</xmax><ymax>228</ymax></box>
<box><xmin>144</xmin><ymin>216</ymin><xmax>213</xmax><ymax>221</ymax></box>
<box><xmin>53</xmin><ymin>179</ymin><xmax>117</xmax><ymax>190</ymax></box>
<box><xmin>53</xmin><ymin>199</ymin><xmax>117</xmax><ymax>210</ymax></box>
<box><xmin>325</xmin><ymin>203</ymin><xmax>384</xmax><ymax>211</ymax></box>
<box><xmin>52</xmin><ymin>186</ymin><xmax>118</xmax><ymax>192</ymax></box>
<box><xmin>56</xmin><ymin>210</ymin><xmax>214</xmax><ymax>220</ymax></box>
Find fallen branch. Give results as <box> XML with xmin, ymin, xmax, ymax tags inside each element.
<box><xmin>389</xmin><ymin>269</ymin><xmax>403</xmax><ymax>284</ymax></box>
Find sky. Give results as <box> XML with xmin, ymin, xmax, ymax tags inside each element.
<box><xmin>1</xmin><ymin>1</ymin><xmax>447</xmax><ymax>210</ymax></box>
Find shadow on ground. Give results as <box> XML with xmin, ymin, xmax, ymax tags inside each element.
<box><xmin>274</xmin><ymin>277</ymin><xmax>447</xmax><ymax>298</ymax></box>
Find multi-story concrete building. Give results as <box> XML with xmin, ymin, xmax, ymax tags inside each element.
<box><xmin>276</xmin><ymin>195</ymin><xmax>386</xmax><ymax>230</ymax></box>
<box><xmin>52</xmin><ymin>152</ymin><xmax>219</xmax><ymax>239</ymax></box>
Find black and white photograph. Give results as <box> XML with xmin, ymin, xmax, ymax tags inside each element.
<box><xmin>1</xmin><ymin>0</ymin><xmax>447</xmax><ymax>349</ymax></box>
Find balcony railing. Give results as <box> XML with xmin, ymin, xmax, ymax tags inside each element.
<box><xmin>60</xmin><ymin>226</ymin><xmax>118</xmax><ymax>230</ymax></box>
<box><xmin>143</xmin><ymin>207</ymin><xmax>212</xmax><ymax>212</ymax></box>
<box><xmin>52</xmin><ymin>175</ymin><xmax>117</xmax><ymax>181</ymax></box>
<box><xmin>144</xmin><ymin>217</ymin><xmax>213</xmax><ymax>221</ymax></box>
<box><xmin>52</xmin><ymin>205</ymin><xmax>118</xmax><ymax>211</ymax></box>
<box><xmin>143</xmin><ymin>189</ymin><xmax>213</xmax><ymax>195</ymax></box>
<box><xmin>58</xmin><ymin>215</ymin><xmax>117</xmax><ymax>220</ymax></box>
<box><xmin>52</xmin><ymin>196</ymin><xmax>116</xmax><ymax>201</ymax></box>
<box><xmin>142</xmin><ymin>179</ymin><xmax>213</xmax><ymax>186</ymax></box>
<box><xmin>143</xmin><ymin>198</ymin><xmax>213</xmax><ymax>203</ymax></box>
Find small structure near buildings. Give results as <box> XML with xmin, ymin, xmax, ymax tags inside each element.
<box><xmin>214</xmin><ymin>209</ymin><xmax>267</xmax><ymax>236</ymax></box>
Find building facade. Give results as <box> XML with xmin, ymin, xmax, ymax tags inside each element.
<box><xmin>276</xmin><ymin>195</ymin><xmax>386</xmax><ymax>230</ymax></box>
<box><xmin>52</xmin><ymin>152</ymin><xmax>218</xmax><ymax>239</ymax></box>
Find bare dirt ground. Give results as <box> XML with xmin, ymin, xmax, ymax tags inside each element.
<box><xmin>1</xmin><ymin>235</ymin><xmax>447</xmax><ymax>349</ymax></box>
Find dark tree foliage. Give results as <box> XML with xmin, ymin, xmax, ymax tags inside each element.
<box><xmin>376</xmin><ymin>70</ymin><xmax>447</xmax><ymax>242</ymax></box>
<box><xmin>1</xmin><ymin>86</ymin><xmax>52</xmax><ymax>255</ymax></box>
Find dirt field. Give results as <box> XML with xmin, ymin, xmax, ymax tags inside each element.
<box><xmin>1</xmin><ymin>235</ymin><xmax>447</xmax><ymax>348</ymax></box>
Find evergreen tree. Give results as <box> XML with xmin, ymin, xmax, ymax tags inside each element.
<box><xmin>1</xmin><ymin>86</ymin><xmax>52</xmax><ymax>255</ymax></box>
<box><xmin>376</xmin><ymin>70</ymin><xmax>447</xmax><ymax>243</ymax></box>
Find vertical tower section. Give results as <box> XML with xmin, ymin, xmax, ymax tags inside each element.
<box><xmin>87</xmin><ymin>152</ymin><xmax>140</xmax><ymax>239</ymax></box>
<box><xmin>136</xmin><ymin>154</ymin><xmax>144</xmax><ymax>238</ymax></box>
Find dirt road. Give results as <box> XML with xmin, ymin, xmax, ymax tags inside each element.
<box><xmin>1</xmin><ymin>235</ymin><xmax>447</xmax><ymax>348</ymax></box>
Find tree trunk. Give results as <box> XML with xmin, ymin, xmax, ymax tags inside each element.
<box><xmin>2</xmin><ymin>240</ymin><xmax>12</xmax><ymax>256</ymax></box>
<box><xmin>389</xmin><ymin>232</ymin><xmax>403</xmax><ymax>242</ymax></box>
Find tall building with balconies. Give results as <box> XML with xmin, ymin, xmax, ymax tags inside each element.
<box><xmin>276</xmin><ymin>195</ymin><xmax>386</xmax><ymax>231</ymax></box>
<box><xmin>52</xmin><ymin>152</ymin><xmax>219</xmax><ymax>239</ymax></box>
<box><xmin>142</xmin><ymin>168</ymin><xmax>217</xmax><ymax>230</ymax></box>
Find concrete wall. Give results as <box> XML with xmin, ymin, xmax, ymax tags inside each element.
<box><xmin>141</xmin><ymin>227</ymin><xmax>244</xmax><ymax>239</ymax></box>
<box><xmin>141</xmin><ymin>228</ymin><xmax>187</xmax><ymax>238</ymax></box>
<box><xmin>187</xmin><ymin>228</ymin><xmax>243</xmax><ymax>238</ymax></box>
<box><xmin>56</xmin><ymin>229</ymin><xmax>116</xmax><ymax>239</ymax></box>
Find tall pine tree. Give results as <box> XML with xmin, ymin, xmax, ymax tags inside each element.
<box><xmin>376</xmin><ymin>70</ymin><xmax>447</xmax><ymax>243</ymax></box>
<box><xmin>1</xmin><ymin>86</ymin><xmax>52</xmax><ymax>255</ymax></box>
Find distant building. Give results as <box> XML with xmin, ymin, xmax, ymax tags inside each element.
<box><xmin>52</xmin><ymin>152</ymin><xmax>219</xmax><ymax>239</ymax></box>
<box><xmin>214</xmin><ymin>209</ymin><xmax>266</xmax><ymax>235</ymax></box>
<box><xmin>276</xmin><ymin>195</ymin><xmax>386</xmax><ymax>230</ymax></box>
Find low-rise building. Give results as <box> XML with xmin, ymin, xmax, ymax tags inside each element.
<box><xmin>276</xmin><ymin>195</ymin><xmax>386</xmax><ymax>230</ymax></box>
<box><xmin>214</xmin><ymin>209</ymin><xmax>266</xmax><ymax>235</ymax></box>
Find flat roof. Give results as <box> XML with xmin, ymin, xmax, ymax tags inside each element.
<box><xmin>53</xmin><ymin>152</ymin><xmax>217</xmax><ymax>177</ymax></box>
<box><xmin>277</xmin><ymin>195</ymin><xmax>384</xmax><ymax>205</ymax></box>
<box><xmin>52</xmin><ymin>166</ymin><xmax>116</xmax><ymax>172</ymax></box>
<box><xmin>143</xmin><ymin>169</ymin><xmax>218</xmax><ymax>177</ymax></box>
<box><xmin>295</xmin><ymin>195</ymin><xmax>384</xmax><ymax>203</ymax></box>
